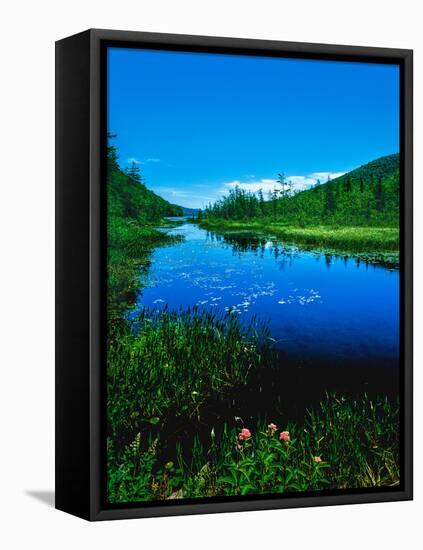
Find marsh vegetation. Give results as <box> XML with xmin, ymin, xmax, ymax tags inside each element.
<box><xmin>106</xmin><ymin>140</ymin><xmax>400</xmax><ymax>504</ymax></box>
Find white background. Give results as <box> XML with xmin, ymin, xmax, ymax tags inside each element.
<box><xmin>1</xmin><ymin>1</ymin><xmax>421</xmax><ymax>548</ymax></box>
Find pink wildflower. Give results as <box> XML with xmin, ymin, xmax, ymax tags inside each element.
<box><xmin>280</xmin><ymin>430</ymin><xmax>290</xmax><ymax>443</ymax></box>
<box><xmin>268</xmin><ymin>423</ymin><xmax>278</xmax><ymax>433</ymax></box>
<box><xmin>239</xmin><ymin>428</ymin><xmax>252</xmax><ymax>441</ymax></box>
<box><xmin>313</xmin><ymin>456</ymin><xmax>322</xmax><ymax>463</ymax></box>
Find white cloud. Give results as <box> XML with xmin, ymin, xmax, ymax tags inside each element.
<box><xmin>286</xmin><ymin>175</ymin><xmax>319</xmax><ymax>190</ymax></box>
<box><xmin>221</xmin><ymin>171</ymin><xmax>345</xmax><ymax>195</ymax></box>
<box><xmin>310</xmin><ymin>172</ymin><xmax>345</xmax><ymax>182</ymax></box>
<box><xmin>222</xmin><ymin>179</ymin><xmax>279</xmax><ymax>194</ymax></box>
<box><xmin>127</xmin><ymin>157</ymin><xmax>161</xmax><ymax>165</ymax></box>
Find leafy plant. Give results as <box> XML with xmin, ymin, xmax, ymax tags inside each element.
<box><xmin>107</xmin><ymin>394</ymin><xmax>400</xmax><ymax>503</ymax></box>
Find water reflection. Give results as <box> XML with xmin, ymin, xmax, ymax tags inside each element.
<box><xmin>135</xmin><ymin>223</ymin><xmax>399</xmax><ymax>367</ymax></box>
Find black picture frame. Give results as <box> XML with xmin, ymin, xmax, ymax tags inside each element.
<box><xmin>55</xmin><ymin>28</ymin><xmax>413</xmax><ymax>521</ymax></box>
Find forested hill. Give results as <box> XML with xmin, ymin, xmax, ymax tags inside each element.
<box><xmin>203</xmin><ymin>153</ymin><xmax>400</xmax><ymax>227</ymax></box>
<box><xmin>335</xmin><ymin>153</ymin><xmax>399</xmax><ymax>184</ymax></box>
<box><xmin>107</xmin><ymin>142</ymin><xmax>183</xmax><ymax>223</ymax></box>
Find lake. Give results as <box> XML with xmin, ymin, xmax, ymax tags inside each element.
<box><xmin>131</xmin><ymin>221</ymin><xmax>400</xmax><ymax>434</ymax></box>
<box><xmin>134</xmin><ymin>222</ymin><xmax>399</xmax><ymax>364</ymax></box>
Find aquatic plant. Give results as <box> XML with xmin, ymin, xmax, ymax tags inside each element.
<box><xmin>107</xmin><ymin>217</ymin><xmax>183</xmax><ymax>318</ymax></box>
<box><xmin>200</xmin><ymin>221</ymin><xmax>399</xmax><ymax>262</ymax></box>
<box><xmin>107</xmin><ymin>307</ymin><xmax>274</xmax><ymax>445</ymax></box>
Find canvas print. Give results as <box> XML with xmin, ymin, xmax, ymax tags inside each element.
<box><xmin>106</xmin><ymin>47</ymin><xmax>400</xmax><ymax>504</ymax></box>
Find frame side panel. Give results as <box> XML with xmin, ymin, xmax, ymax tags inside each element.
<box><xmin>402</xmin><ymin>50</ymin><xmax>413</xmax><ymax>499</ymax></box>
<box><xmin>55</xmin><ymin>30</ymin><xmax>91</xmax><ymax>520</ymax></box>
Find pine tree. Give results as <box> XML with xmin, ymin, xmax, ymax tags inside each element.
<box><xmin>126</xmin><ymin>161</ymin><xmax>143</xmax><ymax>185</ymax></box>
<box><xmin>287</xmin><ymin>179</ymin><xmax>293</xmax><ymax>196</ymax></box>
<box><xmin>344</xmin><ymin>174</ymin><xmax>352</xmax><ymax>192</ymax></box>
<box><xmin>258</xmin><ymin>189</ymin><xmax>265</xmax><ymax>216</ymax></box>
<box><xmin>277</xmin><ymin>173</ymin><xmax>286</xmax><ymax>198</ymax></box>
<box><xmin>325</xmin><ymin>183</ymin><xmax>335</xmax><ymax>215</ymax></box>
<box><xmin>107</xmin><ymin>132</ymin><xmax>119</xmax><ymax>169</ymax></box>
<box><xmin>271</xmin><ymin>189</ymin><xmax>279</xmax><ymax>219</ymax></box>
<box><xmin>375</xmin><ymin>176</ymin><xmax>385</xmax><ymax>212</ymax></box>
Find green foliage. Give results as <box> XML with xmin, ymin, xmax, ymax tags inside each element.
<box><xmin>107</xmin><ymin>433</ymin><xmax>159</xmax><ymax>503</ymax></box>
<box><xmin>107</xmin><ymin>307</ymin><xmax>273</xmax><ymax>444</ymax></box>
<box><xmin>272</xmin><ymin>225</ymin><xmax>399</xmax><ymax>251</ymax></box>
<box><xmin>203</xmin><ymin>153</ymin><xmax>400</xmax><ymax>228</ymax></box>
<box><xmin>200</xmin><ymin>222</ymin><xmax>399</xmax><ymax>266</ymax></box>
<box><xmin>107</xmin><ymin>394</ymin><xmax>400</xmax><ymax>502</ymax></box>
<box><xmin>199</xmin><ymin>153</ymin><xmax>400</xmax><ymax>262</ymax></box>
<box><xmin>106</xmin><ymin>137</ymin><xmax>184</xmax><ymax>318</ymax></box>
<box><xmin>107</xmin><ymin>137</ymin><xmax>182</xmax><ymax>222</ymax></box>
<box><xmin>107</xmin><ymin>217</ymin><xmax>181</xmax><ymax>318</ymax></box>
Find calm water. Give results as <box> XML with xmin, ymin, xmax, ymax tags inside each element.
<box><xmin>133</xmin><ymin>222</ymin><xmax>399</xmax><ymax>369</ymax></box>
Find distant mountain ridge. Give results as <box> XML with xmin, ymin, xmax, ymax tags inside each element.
<box><xmin>172</xmin><ymin>205</ymin><xmax>200</xmax><ymax>217</ymax></box>
<box><xmin>278</xmin><ymin>152</ymin><xmax>400</xmax><ymax>226</ymax></box>
<box><xmin>323</xmin><ymin>153</ymin><xmax>399</xmax><ymax>189</ymax></box>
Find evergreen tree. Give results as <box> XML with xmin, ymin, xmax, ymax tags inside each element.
<box><xmin>325</xmin><ymin>183</ymin><xmax>336</xmax><ymax>215</ymax></box>
<box><xmin>277</xmin><ymin>173</ymin><xmax>286</xmax><ymax>198</ymax></box>
<box><xmin>258</xmin><ymin>189</ymin><xmax>265</xmax><ymax>215</ymax></box>
<box><xmin>202</xmin><ymin>154</ymin><xmax>399</xmax><ymax>227</ymax></box>
<box><xmin>344</xmin><ymin>174</ymin><xmax>352</xmax><ymax>193</ymax></box>
<box><xmin>126</xmin><ymin>161</ymin><xmax>143</xmax><ymax>185</ymax></box>
<box><xmin>287</xmin><ymin>179</ymin><xmax>293</xmax><ymax>196</ymax></box>
<box><xmin>375</xmin><ymin>176</ymin><xmax>385</xmax><ymax>212</ymax></box>
<box><xmin>271</xmin><ymin>189</ymin><xmax>279</xmax><ymax>219</ymax></box>
<box><xmin>107</xmin><ymin>140</ymin><xmax>183</xmax><ymax>221</ymax></box>
<box><xmin>107</xmin><ymin>132</ymin><xmax>119</xmax><ymax>169</ymax></box>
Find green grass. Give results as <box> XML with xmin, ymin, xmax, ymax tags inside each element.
<box><xmin>107</xmin><ymin>216</ymin><xmax>183</xmax><ymax>318</ymax></box>
<box><xmin>199</xmin><ymin>219</ymin><xmax>399</xmax><ymax>265</ymax></box>
<box><xmin>107</xmin><ymin>393</ymin><xmax>400</xmax><ymax>503</ymax></box>
<box><xmin>106</xmin><ymin>218</ymin><xmax>400</xmax><ymax>503</ymax></box>
<box><xmin>107</xmin><ymin>308</ymin><xmax>273</xmax><ymax>444</ymax></box>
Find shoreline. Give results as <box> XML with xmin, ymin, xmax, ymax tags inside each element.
<box><xmin>195</xmin><ymin>219</ymin><xmax>399</xmax><ymax>267</ymax></box>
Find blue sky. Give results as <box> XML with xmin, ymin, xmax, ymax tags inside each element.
<box><xmin>108</xmin><ymin>47</ymin><xmax>399</xmax><ymax>209</ymax></box>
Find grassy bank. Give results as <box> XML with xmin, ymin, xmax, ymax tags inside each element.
<box><xmin>107</xmin><ymin>217</ymin><xmax>183</xmax><ymax>318</ymax></box>
<box><xmin>106</xmin><ymin>219</ymin><xmax>400</xmax><ymax>502</ymax></box>
<box><xmin>107</xmin><ymin>308</ymin><xmax>273</xmax><ymax>445</ymax></box>
<box><xmin>107</xmin><ymin>393</ymin><xmax>400</xmax><ymax>502</ymax></box>
<box><xmin>106</xmin><ymin>136</ymin><xmax>184</xmax><ymax>318</ymax></box>
<box><xmin>199</xmin><ymin>219</ymin><xmax>399</xmax><ymax>266</ymax></box>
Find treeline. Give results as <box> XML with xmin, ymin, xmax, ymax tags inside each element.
<box><xmin>107</xmin><ymin>135</ymin><xmax>183</xmax><ymax>223</ymax></box>
<box><xmin>202</xmin><ymin>154</ymin><xmax>400</xmax><ymax>227</ymax></box>
<box><xmin>107</xmin><ymin>136</ymin><xmax>183</xmax><ymax>318</ymax></box>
